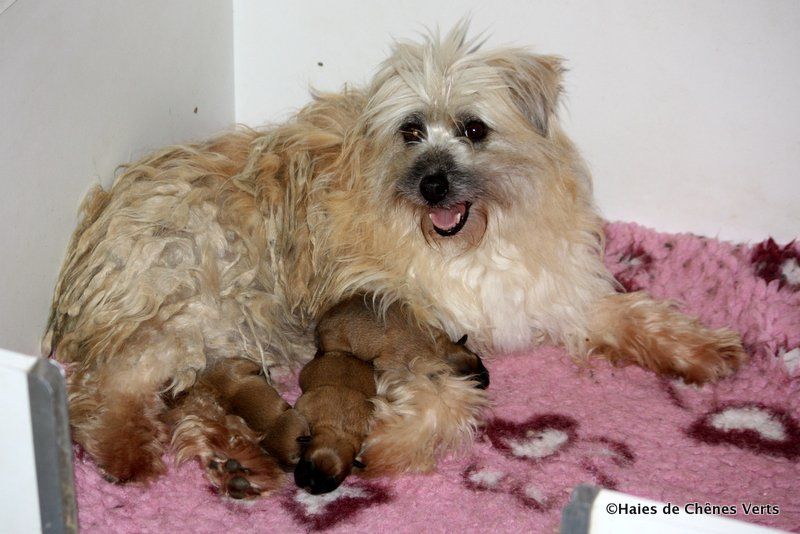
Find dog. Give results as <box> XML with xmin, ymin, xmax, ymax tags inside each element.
<box><xmin>294</xmin><ymin>294</ymin><xmax>488</xmax><ymax>495</ymax></box>
<box><xmin>44</xmin><ymin>21</ymin><xmax>745</xmax><ymax>497</ymax></box>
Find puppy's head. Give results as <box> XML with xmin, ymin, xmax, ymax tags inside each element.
<box><xmin>359</xmin><ymin>21</ymin><xmax>569</xmax><ymax>249</ymax></box>
<box><xmin>294</xmin><ymin>430</ymin><xmax>358</xmax><ymax>495</ymax></box>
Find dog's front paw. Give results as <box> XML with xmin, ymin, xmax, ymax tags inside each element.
<box><xmin>675</xmin><ymin>327</ymin><xmax>748</xmax><ymax>384</ymax></box>
<box><xmin>444</xmin><ymin>335</ymin><xmax>490</xmax><ymax>389</ymax></box>
<box><xmin>588</xmin><ymin>293</ymin><xmax>747</xmax><ymax>384</ymax></box>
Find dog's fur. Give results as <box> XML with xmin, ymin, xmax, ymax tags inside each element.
<box><xmin>44</xmin><ymin>22</ymin><xmax>745</xmax><ymax>496</ymax></box>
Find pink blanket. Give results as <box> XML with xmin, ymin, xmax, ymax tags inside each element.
<box><xmin>72</xmin><ymin>222</ymin><xmax>800</xmax><ymax>533</ymax></box>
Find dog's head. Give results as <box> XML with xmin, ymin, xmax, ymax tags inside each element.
<box><xmin>358</xmin><ymin>21</ymin><xmax>570</xmax><ymax>249</ymax></box>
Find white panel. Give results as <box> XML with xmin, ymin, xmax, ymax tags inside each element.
<box><xmin>0</xmin><ymin>351</ymin><xmax>40</xmax><ymax>534</ymax></box>
<box><xmin>0</xmin><ymin>0</ymin><xmax>235</xmax><ymax>354</ymax></box>
<box><xmin>234</xmin><ymin>0</ymin><xmax>800</xmax><ymax>243</ymax></box>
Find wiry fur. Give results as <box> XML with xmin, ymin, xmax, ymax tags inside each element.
<box><xmin>45</xmin><ymin>22</ymin><xmax>745</xmax><ymax>494</ymax></box>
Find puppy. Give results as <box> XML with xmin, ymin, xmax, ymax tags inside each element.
<box><xmin>44</xmin><ymin>21</ymin><xmax>745</xmax><ymax>497</ymax></box>
<box><xmin>294</xmin><ymin>295</ymin><xmax>488</xmax><ymax>494</ymax></box>
<box><xmin>163</xmin><ymin>358</ymin><xmax>308</xmax><ymax>497</ymax></box>
<box><xmin>293</xmin><ymin>351</ymin><xmax>375</xmax><ymax>495</ymax></box>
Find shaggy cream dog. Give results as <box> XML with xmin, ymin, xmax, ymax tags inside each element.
<box><xmin>44</xmin><ymin>22</ymin><xmax>745</xmax><ymax>497</ymax></box>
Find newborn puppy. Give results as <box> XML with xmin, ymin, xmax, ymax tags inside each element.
<box><xmin>293</xmin><ymin>351</ymin><xmax>376</xmax><ymax>494</ymax></box>
<box><xmin>198</xmin><ymin>359</ymin><xmax>310</xmax><ymax>468</ymax></box>
<box><xmin>164</xmin><ymin>358</ymin><xmax>309</xmax><ymax>497</ymax></box>
<box><xmin>293</xmin><ymin>295</ymin><xmax>489</xmax><ymax>494</ymax></box>
<box><xmin>317</xmin><ymin>296</ymin><xmax>489</xmax><ymax>388</ymax></box>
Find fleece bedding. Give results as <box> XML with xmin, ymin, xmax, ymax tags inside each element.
<box><xmin>71</xmin><ymin>222</ymin><xmax>800</xmax><ymax>533</ymax></box>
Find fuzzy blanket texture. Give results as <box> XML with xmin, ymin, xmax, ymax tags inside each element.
<box><xmin>71</xmin><ymin>222</ymin><xmax>800</xmax><ymax>533</ymax></box>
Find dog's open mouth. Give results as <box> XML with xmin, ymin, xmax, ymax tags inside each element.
<box><xmin>429</xmin><ymin>202</ymin><xmax>471</xmax><ymax>237</ymax></box>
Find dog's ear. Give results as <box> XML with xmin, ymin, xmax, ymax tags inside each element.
<box><xmin>488</xmin><ymin>51</ymin><xmax>565</xmax><ymax>136</ymax></box>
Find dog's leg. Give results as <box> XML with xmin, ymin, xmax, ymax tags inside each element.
<box><xmin>165</xmin><ymin>358</ymin><xmax>297</xmax><ymax>499</ymax></box>
<box><xmin>361</xmin><ymin>355</ymin><xmax>490</xmax><ymax>474</ymax></box>
<box><xmin>68</xmin><ymin>369</ymin><xmax>168</xmax><ymax>483</ymax></box>
<box><xmin>586</xmin><ymin>292</ymin><xmax>746</xmax><ymax>383</ymax></box>
<box><xmin>315</xmin><ymin>296</ymin><xmax>490</xmax><ymax>476</ymax></box>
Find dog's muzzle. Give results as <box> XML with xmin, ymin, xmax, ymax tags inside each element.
<box><xmin>418</xmin><ymin>172</ymin><xmax>472</xmax><ymax>236</ymax></box>
<box><xmin>404</xmin><ymin>151</ymin><xmax>475</xmax><ymax>237</ymax></box>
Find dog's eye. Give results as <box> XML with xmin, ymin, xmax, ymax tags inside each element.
<box><xmin>462</xmin><ymin>120</ymin><xmax>488</xmax><ymax>142</ymax></box>
<box><xmin>400</xmin><ymin>122</ymin><xmax>425</xmax><ymax>144</ymax></box>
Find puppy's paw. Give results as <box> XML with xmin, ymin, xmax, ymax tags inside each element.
<box><xmin>444</xmin><ymin>335</ymin><xmax>490</xmax><ymax>389</ymax></box>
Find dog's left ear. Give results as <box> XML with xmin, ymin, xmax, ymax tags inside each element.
<box><xmin>488</xmin><ymin>51</ymin><xmax>565</xmax><ymax>136</ymax></box>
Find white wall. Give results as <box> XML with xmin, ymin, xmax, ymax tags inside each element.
<box><xmin>234</xmin><ymin>0</ymin><xmax>800</xmax><ymax>244</ymax></box>
<box><xmin>0</xmin><ymin>0</ymin><xmax>235</xmax><ymax>355</ymax></box>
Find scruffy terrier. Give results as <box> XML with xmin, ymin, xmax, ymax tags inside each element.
<box><xmin>44</xmin><ymin>22</ymin><xmax>745</xmax><ymax>497</ymax></box>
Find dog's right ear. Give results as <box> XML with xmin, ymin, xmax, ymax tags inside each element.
<box><xmin>487</xmin><ymin>51</ymin><xmax>565</xmax><ymax>137</ymax></box>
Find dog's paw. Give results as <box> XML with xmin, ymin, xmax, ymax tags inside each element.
<box><xmin>362</xmin><ymin>356</ymin><xmax>490</xmax><ymax>475</ymax></box>
<box><xmin>208</xmin><ymin>458</ymin><xmax>257</xmax><ymax>499</ymax></box>
<box><xmin>206</xmin><ymin>451</ymin><xmax>284</xmax><ymax>499</ymax></box>
<box><xmin>671</xmin><ymin>327</ymin><xmax>748</xmax><ymax>384</ymax></box>
<box><xmin>97</xmin><ymin>449</ymin><xmax>166</xmax><ymax>485</ymax></box>
<box><xmin>444</xmin><ymin>335</ymin><xmax>490</xmax><ymax>389</ymax></box>
<box><xmin>589</xmin><ymin>292</ymin><xmax>747</xmax><ymax>384</ymax></box>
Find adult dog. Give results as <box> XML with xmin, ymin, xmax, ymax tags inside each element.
<box><xmin>44</xmin><ymin>22</ymin><xmax>744</xmax><ymax>497</ymax></box>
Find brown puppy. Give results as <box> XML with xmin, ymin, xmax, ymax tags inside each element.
<box><xmin>316</xmin><ymin>296</ymin><xmax>489</xmax><ymax>389</ymax></box>
<box><xmin>292</xmin><ymin>295</ymin><xmax>488</xmax><ymax>493</ymax></box>
<box><xmin>162</xmin><ymin>358</ymin><xmax>308</xmax><ymax>497</ymax></box>
<box><xmin>293</xmin><ymin>351</ymin><xmax>376</xmax><ymax>494</ymax></box>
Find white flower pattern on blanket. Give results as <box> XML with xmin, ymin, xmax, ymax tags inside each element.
<box><xmin>461</xmin><ymin>414</ymin><xmax>635</xmax><ymax>512</ymax></box>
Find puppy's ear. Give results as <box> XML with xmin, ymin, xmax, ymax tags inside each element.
<box><xmin>488</xmin><ymin>52</ymin><xmax>565</xmax><ymax>136</ymax></box>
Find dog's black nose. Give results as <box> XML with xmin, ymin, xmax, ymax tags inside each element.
<box><xmin>294</xmin><ymin>459</ymin><xmax>341</xmax><ymax>495</ymax></box>
<box><xmin>420</xmin><ymin>172</ymin><xmax>449</xmax><ymax>204</ymax></box>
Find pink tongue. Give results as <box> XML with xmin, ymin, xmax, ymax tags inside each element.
<box><xmin>429</xmin><ymin>203</ymin><xmax>466</xmax><ymax>230</ymax></box>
